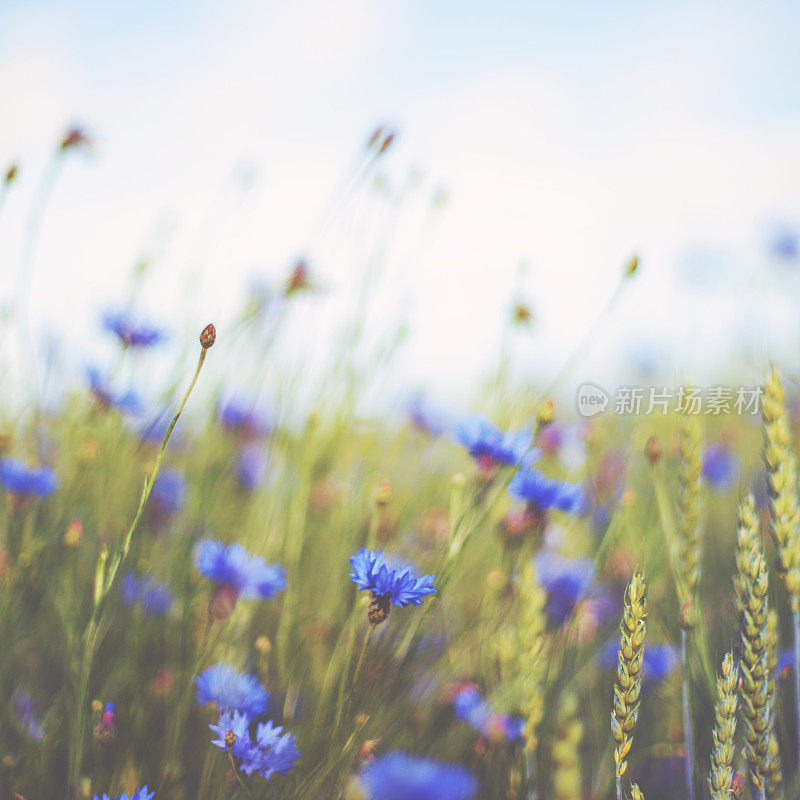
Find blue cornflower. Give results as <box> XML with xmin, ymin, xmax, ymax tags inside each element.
<box><xmin>534</xmin><ymin>553</ymin><xmax>595</xmax><ymax>626</ymax></box>
<box><xmin>452</xmin><ymin>684</ymin><xmax>524</xmax><ymax>743</ymax></box>
<box><xmin>358</xmin><ymin>751</ymin><xmax>478</xmax><ymax>800</ymax></box>
<box><xmin>12</xmin><ymin>689</ymin><xmax>44</xmax><ymax>741</ymax></box>
<box><xmin>599</xmin><ymin>641</ymin><xmax>679</xmax><ymax>685</ymax></box>
<box><xmin>151</xmin><ymin>468</ymin><xmax>187</xmax><ymax>515</ymax></box>
<box><xmin>194</xmin><ymin>540</ymin><xmax>287</xmax><ymax>601</ymax></box>
<box><xmin>197</xmin><ymin>664</ymin><xmax>270</xmax><ymax>716</ymax></box>
<box><xmin>102</xmin><ymin>310</ymin><xmax>165</xmax><ymax>348</ymax></box>
<box><xmin>210</xmin><ymin>711</ymin><xmax>299</xmax><ymax>780</ymax></box>
<box><xmin>0</xmin><ymin>458</ymin><xmax>58</xmax><ymax>497</ymax></box>
<box><xmin>210</xmin><ymin>710</ymin><xmax>253</xmax><ymax>759</ymax></box>
<box><xmin>349</xmin><ymin>548</ymin><xmax>436</xmax><ymax>608</ymax></box>
<box><xmin>407</xmin><ymin>394</ymin><xmax>449</xmax><ymax>437</ymax></box>
<box><xmin>772</xmin><ymin>227</ymin><xmax>799</xmax><ymax>260</ymax></box>
<box><xmin>236</xmin><ymin>446</ymin><xmax>268</xmax><ymax>491</ymax></box>
<box><xmin>453</xmin><ymin>415</ymin><xmax>533</xmax><ymax>467</ymax></box>
<box><xmin>87</xmin><ymin>367</ymin><xmax>143</xmax><ymax>414</ymax></box>
<box><xmin>702</xmin><ymin>442</ymin><xmax>740</xmax><ymax>491</ymax></box>
<box><xmin>120</xmin><ymin>572</ymin><xmax>173</xmax><ymax>616</ymax></box>
<box><xmin>93</xmin><ymin>787</ymin><xmax>154</xmax><ymax>800</ymax></box>
<box><xmin>217</xmin><ymin>397</ymin><xmax>270</xmax><ymax>439</ymax></box>
<box><xmin>508</xmin><ymin>469</ymin><xmax>584</xmax><ymax>514</ymax></box>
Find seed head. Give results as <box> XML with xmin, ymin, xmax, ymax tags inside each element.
<box><xmin>200</xmin><ymin>323</ymin><xmax>216</xmax><ymax>349</ymax></box>
<box><xmin>60</xmin><ymin>127</ymin><xmax>91</xmax><ymax>151</ymax></box>
<box><xmin>536</xmin><ymin>400</ymin><xmax>555</xmax><ymax>430</ymax></box>
<box><xmin>644</xmin><ymin>435</ymin><xmax>662</xmax><ymax>464</ymax></box>
<box><xmin>368</xmin><ymin>594</ymin><xmax>391</xmax><ymax>625</ymax></box>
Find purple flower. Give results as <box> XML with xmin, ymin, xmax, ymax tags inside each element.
<box><xmin>194</xmin><ymin>540</ymin><xmax>287</xmax><ymax>601</ymax></box>
<box><xmin>534</xmin><ymin>553</ymin><xmax>595</xmax><ymax>626</ymax></box>
<box><xmin>771</xmin><ymin>227</ymin><xmax>799</xmax><ymax>260</ymax></box>
<box><xmin>93</xmin><ymin>785</ymin><xmax>155</xmax><ymax>800</ymax></box>
<box><xmin>236</xmin><ymin>446</ymin><xmax>268</xmax><ymax>491</ymax></box>
<box><xmin>452</xmin><ymin>684</ymin><xmax>523</xmax><ymax>743</ymax></box>
<box><xmin>453</xmin><ymin>416</ymin><xmax>533</xmax><ymax>467</ymax></box>
<box><xmin>197</xmin><ymin>664</ymin><xmax>270</xmax><ymax>716</ymax></box>
<box><xmin>508</xmin><ymin>470</ymin><xmax>584</xmax><ymax>514</ymax></box>
<box><xmin>210</xmin><ymin>711</ymin><xmax>299</xmax><ymax>780</ymax></box>
<box><xmin>87</xmin><ymin>368</ymin><xmax>143</xmax><ymax>414</ymax></box>
<box><xmin>599</xmin><ymin>640</ymin><xmax>680</xmax><ymax>685</ymax></box>
<box><xmin>358</xmin><ymin>752</ymin><xmax>477</xmax><ymax>800</ymax></box>
<box><xmin>407</xmin><ymin>394</ymin><xmax>449</xmax><ymax>437</ymax></box>
<box><xmin>702</xmin><ymin>442</ymin><xmax>740</xmax><ymax>491</ymax></box>
<box><xmin>12</xmin><ymin>689</ymin><xmax>44</xmax><ymax>740</ymax></box>
<box><xmin>0</xmin><ymin>458</ymin><xmax>58</xmax><ymax>497</ymax></box>
<box><xmin>349</xmin><ymin>548</ymin><xmax>436</xmax><ymax>607</ymax></box>
<box><xmin>151</xmin><ymin>469</ymin><xmax>187</xmax><ymax>515</ymax></box>
<box><xmin>102</xmin><ymin>310</ymin><xmax>165</xmax><ymax>348</ymax></box>
<box><xmin>120</xmin><ymin>572</ymin><xmax>173</xmax><ymax>616</ymax></box>
<box><xmin>217</xmin><ymin>397</ymin><xmax>270</xmax><ymax>439</ymax></box>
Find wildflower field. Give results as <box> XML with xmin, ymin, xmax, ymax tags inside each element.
<box><xmin>2</xmin><ymin>129</ymin><xmax>800</xmax><ymax>800</ymax></box>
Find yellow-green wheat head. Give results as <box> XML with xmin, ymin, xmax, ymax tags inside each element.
<box><xmin>765</xmin><ymin>609</ymin><xmax>783</xmax><ymax>800</ymax></box>
<box><xmin>734</xmin><ymin>494</ymin><xmax>760</xmax><ymax>615</ymax></box>
<box><xmin>517</xmin><ymin>560</ymin><xmax>548</xmax><ymax>756</ymax></box>
<box><xmin>761</xmin><ymin>366</ymin><xmax>800</xmax><ymax>599</ymax></box>
<box><xmin>611</xmin><ymin>572</ymin><xmax>646</xmax><ymax>779</ymax></box>
<box><xmin>551</xmin><ymin>691</ymin><xmax>582</xmax><ymax>800</ymax></box>
<box><xmin>677</xmin><ymin>411</ymin><xmax>702</xmax><ymax>602</ymax></box>
<box><xmin>707</xmin><ymin>652</ymin><xmax>738</xmax><ymax>800</ymax></box>
<box><xmin>738</xmin><ymin>546</ymin><xmax>771</xmax><ymax>784</ymax></box>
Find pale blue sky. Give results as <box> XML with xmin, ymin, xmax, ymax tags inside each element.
<box><xmin>2</xmin><ymin>0</ymin><xmax>800</xmax><ymax>409</ymax></box>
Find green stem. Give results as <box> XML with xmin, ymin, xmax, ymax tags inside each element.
<box><xmin>338</xmin><ymin>621</ymin><xmax>376</xmax><ymax>734</ymax></box>
<box><xmin>66</xmin><ymin>343</ymin><xmax>210</xmax><ymax>798</ymax></box>
<box><xmin>227</xmin><ymin>747</ymin><xmax>254</xmax><ymax>800</ymax></box>
<box><xmin>681</xmin><ymin>628</ymin><xmax>695</xmax><ymax>800</ymax></box>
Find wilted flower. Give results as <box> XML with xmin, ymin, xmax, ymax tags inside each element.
<box><xmin>120</xmin><ymin>572</ymin><xmax>173</xmax><ymax>616</ymax></box>
<box><xmin>0</xmin><ymin>458</ymin><xmax>58</xmax><ymax>497</ymax></box>
<box><xmin>357</xmin><ymin>751</ymin><xmax>477</xmax><ymax>800</ymax></box>
<box><xmin>102</xmin><ymin>310</ymin><xmax>165</xmax><ymax>348</ymax></box>
<box><xmin>196</xmin><ymin>664</ymin><xmax>270</xmax><ymax>716</ymax></box>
